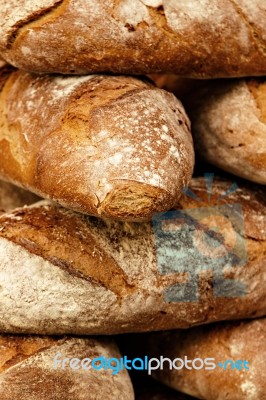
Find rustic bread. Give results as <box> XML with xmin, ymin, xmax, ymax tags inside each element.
<box><xmin>186</xmin><ymin>78</ymin><xmax>266</xmax><ymax>184</ymax></box>
<box><xmin>0</xmin><ymin>177</ymin><xmax>265</xmax><ymax>335</ymax></box>
<box><xmin>0</xmin><ymin>335</ymin><xmax>134</xmax><ymax>400</ymax></box>
<box><xmin>0</xmin><ymin>67</ymin><xmax>194</xmax><ymax>221</ymax></box>
<box><xmin>0</xmin><ymin>180</ymin><xmax>40</xmax><ymax>212</ymax></box>
<box><xmin>0</xmin><ymin>1</ymin><xmax>265</xmax><ymax>77</ymax></box>
<box><xmin>142</xmin><ymin>318</ymin><xmax>266</xmax><ymax>400</ymax></box>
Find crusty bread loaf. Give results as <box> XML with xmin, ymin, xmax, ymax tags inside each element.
<box><xmin>0</xmin><ymin>180</ymin><xmax>40</xmax><ymax>212</ymax></box>
<box><xmin>142</xmin><ymin>318</ymin><xmax>266</xmax><ymax>400</ymax></box>
<box><xmin>0</xmin><ymin>177</ymin><xmax>265</xmax><ymax>335</ymax></box>
<box><xmin>186</xmin><ymin>78</ymin><xmax>266</xmax><ymax>184</ymax></box>
<box><xmin>0</xmin><ymin>1</ymin><xmax>265</xmax><ymax>77</ymax></box>
<box><xmin>0</xmin><ymin>66</ymin><xmax>194</xmax><ymax>221</ymax></box>
<box><xmin>0</xmin><ymin>335</ymin><xmax>134</xmax><ymax>400</ymax></box>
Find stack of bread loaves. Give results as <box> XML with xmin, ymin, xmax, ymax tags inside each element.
<box><xmin>0</xmin><ymin>1</ymin><xmax>265</xmax><ymax>399</ymax></box>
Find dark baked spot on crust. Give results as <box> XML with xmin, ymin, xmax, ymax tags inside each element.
<box><xmin>124</xmin><ymin>23</ymin><xmax>136</xmax><ymax>32</ymax></box>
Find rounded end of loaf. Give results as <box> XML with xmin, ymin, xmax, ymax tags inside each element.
<box><xmin>25</xmin><ymin>75</ymin><xmax>194</xmax><ymax>221</ymax></box>
<box><xmin>97</xmin><ymin>181</ymin><xmax>176</xmax><ymax>221</ymax></box>
<box><xmin>188</xmin><ymin>78</ymin><xmax>266</xmax><ymax>185</ymax></box>
<box><xmin>247</xmin><ymin>78</ymin><xmax>266</xmax><ymax>124</ymax></box>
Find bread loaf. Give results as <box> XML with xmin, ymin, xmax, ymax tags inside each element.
<box><xmin>0</xmin><ymin>177</ymin><xmax>265</xmax><ymax>335</ymax></box>
<box><xmin>142</xmin><ymin>318</ymin><xmax>266</xmax><ymax>400</ymax></box>
<box><xmin>0</xmin><ymin>67</ymin><xmax>194</xmax><ymax>221</ymax></box>
<box><xmin>0</xmin><ymin>1</ymin><xmax>265</xmax><ymax>77</ymax></box>
<box><xmin>186</xmin><ymin>78</ymin><xmax>266</xmax><ymax>184</ymax></box>
<box><xmin>0</xmin><ymin>180</ymin><xmax>40</xmax><ymax>212</ymax></box>
<box><xmin>0</xmin><ymin>335</ymin><xmax>134</xmax><ymax>400</ymax></box>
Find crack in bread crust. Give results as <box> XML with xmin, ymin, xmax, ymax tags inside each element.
<box><xmin>0</xmin><ymin>336</ymin><xmax>64</xmax><ymax>373</ymax></box>
<box><xmin>5</xmin><ymin>0</ymin><xmax>65</xmax><ymax>50</ymax></box>
<box><xmin>0</xmin><ymin>205</ymin><xmax>136</xmax><ymax>297</ymax></box>
<box><xmin>228</xmin><ymin>0</ymin><xmax>266</xmax><ymax>56</ymax></box>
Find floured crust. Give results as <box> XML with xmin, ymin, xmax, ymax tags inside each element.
<box><xmin>0</xmin><ymin>178</ymin><xmax>265</xmax><ymax>335</ymax></box>
<box><xmin>0</xmin><ymin>68</ymin><xmax>194</xmax><ymax>221</ymax></box>
<box><xmin>0</xmin><ymin>0</ymin><xmax>265</xmax><ymax>77</ymax></box>
<box><xmin>0</xmin><ymin>335</ymin><xmax>134</xmax><ymax>400</ymax></box>
<box><xmin>0</xmin><ymin>180</ymin><xmax>40</xmax><ymax>212</ymax></box>
<box><xmin>187</xmin><ymin>78</ymin><xmax>266</xmax><ymax>184</ymax></box>
<box><xmin>144</xmin><ymin>318</ymin><xmax>266</xmax><ymax>400</ymax></box>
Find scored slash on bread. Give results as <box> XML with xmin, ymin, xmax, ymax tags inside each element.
<box><xmin>0</xmin><ymin>178</ymin><xmax>265</xmax><ymax>335</ymax></box>
<box><xmin>0</xmin><ymin>67</ymin><xmax>194</xmax><ymax>221</ymax></box>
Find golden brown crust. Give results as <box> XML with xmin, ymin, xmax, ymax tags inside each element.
<box><xmin>186</xmin><ymin>78</ymin><xmax>266</xmax><ymax>184</ymax></box>
<box><xmin>0</xmin><ymin>69</ymin><xmax>194</xmax><ymax>221</ymax></box>
<box><xmin>0</xmin><ymin>335</ymin><xmax>134</xmax><ymax>400</ymax></box>
<box><xmin>247</xmin><ymin>79</ymin><xmax>266</xmax><ymax>124</ymax></box>
<box><xmin>0</xmin><ymin>336</ymin><xmax>58</xmax><ymax>373</ymax></box>
<box><xmin>0</xmin><ymin>0</ymin><xmax>265</xmax><ymax>77</ymax></box>
<box><xmin>143</xmin><ymin>318</ymin><xmax>266</xmax><ymax>400</ymax></box>
<box><xmin>0</xmin><ymin>177</ymin><xmax>265</xmax><ymax>335</ymax></box>
<box><xmin>0</xmin><ymin>205</ymin><xmax>135</xmax><ymax>297</ymax></box>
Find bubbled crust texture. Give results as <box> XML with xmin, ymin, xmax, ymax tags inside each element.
<box><xmin>0</xmin><ymin>336</ymin><xmax>134</xmax><ymax>400</ymax></box>
<box><xmin>0</xmin><ymin>0</ymin><xmax>265</xmax><ymax>77</ymax></box>
<box><xmin>187</xmin><ymin>78</ymin><xmax>266</xmax><ymax>184</ymax></box>
<box><xmin>0</xmin><ymin>68</ymin><xmax>194</xmax><ymax>221</ymax></box>
<box><xmin>144</xmin><ymin>318</ymin><xmax>266</xmax><ymax>400</ymax></box>
<box><xmin>0</xmin><ymin>177</ymin><xmax>265</xmax><ymax>335</ymax></box>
